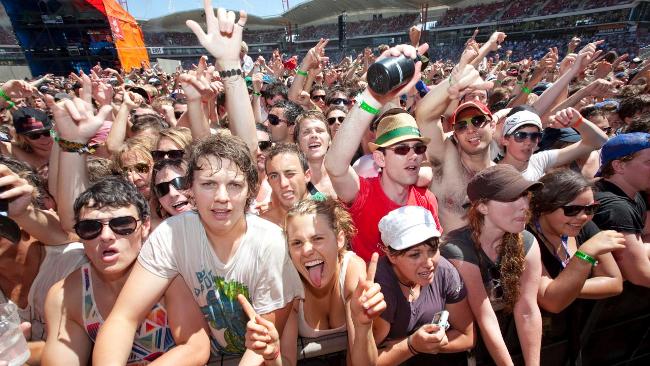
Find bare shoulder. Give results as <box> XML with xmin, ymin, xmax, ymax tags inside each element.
<box><xmin>45</xmin><ymin>268</ymin><xmax>83</xmax><ymax>325</ymax></box>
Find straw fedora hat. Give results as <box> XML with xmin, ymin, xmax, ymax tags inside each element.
<box><xmin>368</xmin><ymin>111</ymin><xmax>430</xmax><ymax>151</ymax></box>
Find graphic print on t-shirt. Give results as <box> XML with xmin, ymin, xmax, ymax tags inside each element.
<box><xmin>195</xmin><ymin>269</ymin><xmax>250</xmax><ymax>355</ymax></box>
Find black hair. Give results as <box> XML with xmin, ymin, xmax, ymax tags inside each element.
<box><xmin>263</xmin><ymin>82</ymin><xmax>288</xmax><ymax>100</ymax></box>
<box><xmin>270</xmin><ymin>100</ymin><xmax>303</xmax><ymax>126</ymax></box>
<box><xmin>73</xmin><ymin>176</ymin><xmax>150</xmax><ymax>222</ymax></box>
<box><xmin>265</xmin><ymin>142</ymin><xmax>309</xmax><ymax>173</ymax></box>
<box><xmin>530</xmin><ymin>168</ymin><xmax>592</xmax><ymax>218</ymax></box>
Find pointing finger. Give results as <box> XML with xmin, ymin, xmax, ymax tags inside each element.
<box><xmin>237</xmin><ymin>294</ymin><xmax>257</xmax><ymax>321</ymax></box>
<box><xmin>367</xmin><ymin>252</ymin><xmax>379</xmax><ymax>283</ymax></box>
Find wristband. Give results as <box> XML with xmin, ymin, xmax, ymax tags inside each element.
<box><xmin>573</xmin><ymin>116</ymin><xmax>584</xmax><ymax>128</ymax></box>
<box><xmin>407</xmin><ymin>335</ymin><xmax>419</xmax><ymax>355</ymax></box>
<box><xmin>575</xmin><ymin>251</ymin><xmax>598</xmax><ymax>266</ymax></box>
<box><xmin>252</xmin><ymin>91</ymin><xmax>261</xmax><ymax>97</ymax></box>
<box><xmin>263</xmin><ymin>347</ymin><xmax>281</xmax><ymax>361</ymax></box>
<box><xmin>0</xmin><ymin>89</ymin><xmax>15</xmax><ymax>109</ymax></box>
<box><xmin>218</xmin><ymin>68</ymin><xmax>242</xmax><ymax>78</ymax></box>
<box><xmin>296</xmin><ymin>69</ymin><xmax>308</xmax><ymax>77</ymax></box>
<box><xmin>56</xmin><ymin>137</ymin><xmax>95</xmax><ymax>154</ymax></box>
<box><xmin>359</xmin><ymin>100</ymin><xmax>380</xmax><ymax>115</ymax></box>
<box><xmin>516</xmin><ymin>81</ymin><xmax>524</xmax><ymax>86</ymax></box>
<box><xmin>522</xmin><ymin>86</ymin><xmax>531</xmax><ymax>94</ymax></box>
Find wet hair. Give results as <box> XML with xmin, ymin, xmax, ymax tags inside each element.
<box><xmin>157</xmin><ymin>127</ymin><xmax>192</xmax><ymax>150</ymax></box>
<box><xmin>285</xmin><ymin>197</ymin><xmax>357</xmax><ymax>253</ymax></box>
<box><xmin>265</xmin><ymin>142</ymin><xmax>309</xmax><ymax>173</ymax></box>
<box><xmin>293</xmin><ymin>110</ymin><xmax>331</xmax><ymax>143</ymax></box>
<box><xmin>385</xmin><ymin>237</ymin><xmax>440</xmax><ymax>257</ymax></box>
<box><xmin>468</xmin><ymin>200</ymin><xmax>525</xmax><ymax>313</ymax></box>
<box><xmin>151</xmin><ymin>159</ymin><xmax>188</xmax><ymax>219</ymax></box>
<box><xmin>530</xmin><ymin>169</ymin><xmax>592</xmax><ymax>218</ymax></box>
<box><xmin>186</xmin><ymin>134</ymin><xmax>258</xmax><ymax>208</ymax></box>
<box><xmin>270</xmin><ymin>100</ymin><xmax>303</xmax><ymax>126</ymax></box>
<box><xmin>263</xmin><ymin>82</ymin><xmax>288</xmax><ymax>100</ymax></box>
<box><xmin>73</xmin><ymin>176</ymin><xmax>150</xmax><ymax>222</ymax></box>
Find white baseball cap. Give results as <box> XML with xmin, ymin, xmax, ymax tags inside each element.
<box><xmin>502</xmin><ymin>110</ymin><xmax>543</xmax><ymax>137</ymax></box>
<box><xmin>379</xmin><ymin>206</ymin><xmax>441</xmax><ymax>251</ymax></box>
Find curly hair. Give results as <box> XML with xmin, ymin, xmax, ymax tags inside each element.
<box><xmin>468</xmin><ymin>200</ymin><xmax>525</xmax><ymax>313</ymax></box>
<box><xmin>285</xmin><ymin>197</ymin><xmax>357</xmax><ymax>255</ymax></box>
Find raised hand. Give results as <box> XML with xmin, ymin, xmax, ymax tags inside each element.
<box><xmin>580</xmin><ymin>230</ymin><xmax>626</xmax><ymax>258</ymax></box>
<box><xmin>350</xmin><ymin>253</ymin><xmax>386</xmax><ymax>326</ymax></box>
<box><xmin>367</xmin><ymin>43</ymin><xmax>429</xmax><ymax>105</ymax></box>
<box><xmin>409</xmin><ymin>25</ymin><xmax>422</xmax><ymax>47</ymax></box>
<box><xmin>186</xmin><ymin>1</ymin><xmax>247</xmax><ymax>69</ymax></box>
<box><xmin>179</xmin><ymin>73</ymin><xmax>210</xmax><ymax>103</ymax></box>
<box><xmin>45</xmin><ymin>94</ymin><xmax>112</xmax><ymax>144</ymax></box>
<box><xmin>487</xmin><ymin>31</ymin><xmax>506</xmax><ymax>52</ymax></box>
<box><xmin>252</xmin><ymin>72</ymin><xmax>264</xmax><ymax>94</ymax></box>
<box><xmin>237</xmin><ymin>294</ymin><xmax>281</xmax><ymax>362</ymax></box>
<box><xmin>0</xmin><ymin>164</ymin><xmax>35</xmax><ymax>218</ymax></box>
<box><xmin>302</xmin><ymin>38</ymin><xmax>329</xmax><ymax>71</ymax></box>
<box><xmin>574</xmin><ymin>40</ymin><xmax>604</xmax><ymax>72</ymax></box>
<box><xmin>548</xmin><ymin>107</ymin><xmax>582</xmax><ymax>129</ymax></box>
<box><xmin>1</xmin><ymin>79</ymin><xmax>39</xmax><ymax>100</ymax></box>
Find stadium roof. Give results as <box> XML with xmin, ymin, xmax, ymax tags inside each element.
<box><xmin>142</xmin><ymin>0</ymin><xmax>465</xmax><ymax>31</ymax></box>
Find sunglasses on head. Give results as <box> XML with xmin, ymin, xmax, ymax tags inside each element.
<box><xmin>154</xmin><ymin>176</ymin><xmax>186</xmax><ymax>197</ymax></box>
<box><xmin>311</xmin><ymin>95</ymin><xmax>326</xmax><ymax>101</ymax></box>
<box><xmin>151</xmin><ymin>149</ymin><xmax>184</xmax><ymax>161</ymax></box>
<box><xmin>562</xmin><ymin>203</ymin><xmax>600</xmax><ymax>217</ymax></box>
<box><xmin>453</xmin><ymin>115</ymin><xmax>488</xmax><ymax>132</ymax></box>
<box><xmin>25</xmin><ymin>130</ymin><xmax>51</xmax><ymax>140</ymax></box>
<box><xmin>327</xmin><ymin>116</ymin><xmax>345</xmax><ymax>125</ymax></box>
<box><xmin>329</xmin><ymin>98</ymin><xmax>351</xmax><ymax>106</ymax></box>
<box><xmin>258</xmin><ymin>140</ymin><xmax>272</xmax><ymax>151</ymax></box>
<box><xmin>74</xmin><ymin>216</ymin><xmax>140</xmax><ymax>240</ymax></box>
<box><xmin>511</xmin><ymin>131</ymin><xmax>543</xmax><ymax>143</ymax></box>
<box><xmin>384</xmin><ymin>143</ymin><xmax>427</xmax><ymax>156</ymax></box>
<box><xmin>267</xmin><ymin>114</ymin><xmax>287</xmax><ymax>126</ymax></box>
<box><xmin>122</xmin><ymin>162</ymin><xmax>150</xmax><ymax>175</ymax></box>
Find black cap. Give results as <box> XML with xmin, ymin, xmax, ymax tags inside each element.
<box><xmin>12</xmin><ymin>107</ymin><xmax>52</xmax><ymax>135</ymax></box>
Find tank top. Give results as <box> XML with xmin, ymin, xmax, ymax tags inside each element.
<box><xmin>81</xmin><ymin>263</ymin><xmax>175</xmax><ymax>364</ymax></box>
<box><xmin>297</xmin><ymin>251</ymin><xmax>352</xmax><ymax>338</ymax></box>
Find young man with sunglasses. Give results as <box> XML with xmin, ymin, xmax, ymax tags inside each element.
<box><xmin>43</xmin><ymin>177</ymin><xmax>209</xmax><ymax>365</ymax></box>
<box><xmin>498</xmin><ymin>107</ymin><xmax>607</xmax><ymax>181</ymax></box>
<box><xmin>267</xmin><ymin>99</ymin><xmax>302</xmax><ymax>143</ymax></box>
<box><xmin>591</xmin><ymin>133</ymin><xmax>650</xmax><ymax>287</ymax></box>
<box><xmin>326</xmin><ymin>43</ymin><xmax>442</xmax><ymax>263</ymax></box>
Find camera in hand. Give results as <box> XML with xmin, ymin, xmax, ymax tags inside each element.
<box><xmin>367</xmin><ymin>54</ymin><xmax>418</xmax><ymax>95</ymax></box>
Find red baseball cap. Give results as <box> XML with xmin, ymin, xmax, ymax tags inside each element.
<box><xmin>448</xmin><ymin>101</ymin><xmax>492</xmax><ymax>126</ymax></box>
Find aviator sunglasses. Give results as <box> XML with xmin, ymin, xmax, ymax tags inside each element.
<box><xmin>561</xmin><ymin>203</ymin><xmax>600</xmax><ymax>217</ymax></box>
<box><xmin>327</xmin><ymin>116</ymin><xmax>345</xmax><ymax>125</ymax></box>
<box><xmin>384</xmin><ymin>143</ymin><xmax>427</xmax><ymax>156</ymax></box>
<box><xmin>74</xmin><ymin>216</ymin><xmax>140</xmax><ymax>240</ymax></box>
<box><xmin>453</xmin><ymin>115</ymin><xmax>488</xmax><ymax>132</ymax></box>
<box><xmin>154</xmin><ymin>176</ymin><xmax>187</xmax><ymax>197</ymax></box>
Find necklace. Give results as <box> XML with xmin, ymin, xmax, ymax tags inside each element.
<box><xmin>534</xmin><ymin>220</ymin><xmax>570</xmax><ymax>268</ymax></box>
<box><xmin>397</xmin><ymin>278</ymin><xmax>416</xmax><ymax>299</ymax></box>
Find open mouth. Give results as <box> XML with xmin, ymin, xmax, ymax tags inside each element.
<box><xmin>101</xmin><ymin>248</ymin><xmax>119</xmax><ymax>262</ymax></box>
<box><xmin>172</xmin><ymin>201</ymin><xmax>189</xmax><ymax>210</ymax></box>
<box><xmin>405</xmin><ymin>165</ymin><xmax>418</xmax><ymax>172</ymax></box>
<box><xmin>211</xmin><ymin>208</ymin><xmax>231</xmax><ymax>219</ymax></box>
<box><xmin>305</xmin><ymin>259</ymin><xmax>325</xmax><ymax>287</ymax></box>
<box><xmin>308</xmin><ymin>142</ymin><xmax>322</xmax><ymax>150</ymax></box>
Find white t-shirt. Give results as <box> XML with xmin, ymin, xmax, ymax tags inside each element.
<box><xmin>522</xmin><ymin>150</ymin><xmax>559</xmax><ymax>181</ymax></box>
<box><xmin>139</xmin><ymin>212</ymin><xmax>303</xmax><ymax>355</ymax></box>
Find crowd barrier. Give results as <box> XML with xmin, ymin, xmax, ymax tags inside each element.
<box><xmin>208</xmin><ymin>282</ymin><xmax>649</xmax><ymax>365</ymax></box>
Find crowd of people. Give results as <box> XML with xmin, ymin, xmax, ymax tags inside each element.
<box><xmin>0</xmin><ymin>1</ymin><xmax>650</xmax><ymax>366</ymax></box>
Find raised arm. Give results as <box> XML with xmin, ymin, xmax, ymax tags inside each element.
<box><xmin>547</xmin><ymin>107</ymin><xmax>608</xmax><ymax>167</ymax></box>
<box><xmin>289</xmin><ymin>39</ymin><xmax>328</xmax><ymax>104</ymax></box>
<box><xmin>326</xmin><ymin>44</ymin><xmax>427</xmax><ymax>203</ymax></box>
<box><xmin>106</xmin><ymin>91</ymin><xmax>142</xmax><ymax>154</ymax></box>
<box><xmin>45</xmin><ymin>95</ymin><xmax>112</xmax><ymax>233</ymax></box>
<box><xmin>469</xmin><ymin>31</ymin><xmax>506</xmax><ymax>69</ymax></box>
<box><xmin>186</xmin><ymin>3</ymin><xmax>257</xmax><ymax>155</ymax></box>
<box><xmin>513</xmin><ymin>242</ymin><xmax>542</xmax><ymax>366</ymax></box>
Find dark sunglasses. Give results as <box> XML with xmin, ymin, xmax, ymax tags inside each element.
<box><xmin>511</xmin><ymin>131</ymin><xmax>543</xmax><ymax>143</ymax></box>
<box><xmin>25</xmin><ymin>130</ymin><xmax>51</xmax><ymax>140</ymax></box>
<box><xmin>385</xmin><ymin>143</ymin><xmax>427</xmax><ymax>156</ymax></box>
<box><xmin>174</xmin><ymin>111</ymin><xmax>183</xmax><ymax>119</ymax></box>
<box><xmin>154</xmin><ymin>176</ymin><xmax>187</xmax><ymax>197</ymax></box>
<box><xmin>311</xmin><ymin>95</ymin><xmax>326</xmax><ymax>101</ymax></box>
<box><xmin>601</xmin><ymin>126</ymin><xmax>613</xmax><ymax>134</ymax></box>
<box><xmin>453</xmin><ymin>115</ymin><xmax>488</xmax><ymax>131</ymax></box>
<box><xmin>327</xmin><ymin>116</ymin><xmax>345</xmax><ymax>125</ymax></box>
<box><xmin>151</xmin><ymin>149</ymin><xmax>184</xmax><ymax>161</ymax></box>
<box><xmin>122</xmin><ymin>162</ymin><xmax>150</xmax><ymax>175</ymax></box>
<box><xmin>258</xmin><ymin>140</ymin><xmax>272</xmax><ymax>151</ymax></box>
<box><xmin>561</xmin><ymin>203</ymin><xmax>600</xmax><ymax>217</ymax></box>
<box><xmin>74</xmin><ymin>216</ymin><xmax>140</xmax><ymax>240</ymax></box>
<box><xmin>267</xmin><ymin>114</ymin><xmax>288</xmax><ymax>126</ymax></box>
<box><xmin>329</xmin><ymin>98</ymin><xmax>351</xmax><ymax>106</ymax></box>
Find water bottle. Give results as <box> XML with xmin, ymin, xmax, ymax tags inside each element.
<box><xmin>367</xmin><ymin>55</ymin><xmax>418</xmax><ymax>95</ymax></box>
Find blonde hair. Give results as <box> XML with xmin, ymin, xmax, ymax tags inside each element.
<box><xmin>468</xmin><ymin>199</ymin><xmax>525</xmax><ymax>313</ymax></box>
<box><xmin>114</xmin><ymin>135</ymin><xmax>155</xmax><ymax>169</ymax></box>
<box><xmin>157</xmin><ymin>127</ymin><xmax>192</xmax><ymax>151</ymax></box>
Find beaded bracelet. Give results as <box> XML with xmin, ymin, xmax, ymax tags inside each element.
<box><xmin>575</xmin><ymin>251</ymin><xmax>598</xmax><ymax>266</ymax></box>
<box><xmin>56</xmin><ymin>136</ymin><xmax>95</xmax><ymax>154</ymax></box>
<box><xmin>296</xmin><ymin>69</ymin><xmax>308</xmax><ymax>77</ymax></box>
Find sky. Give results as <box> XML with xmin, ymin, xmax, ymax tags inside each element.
<box><xmin>127</xmin><ymin>0</ymin><xmax>310</xmax><ymax>20</ymax></box>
